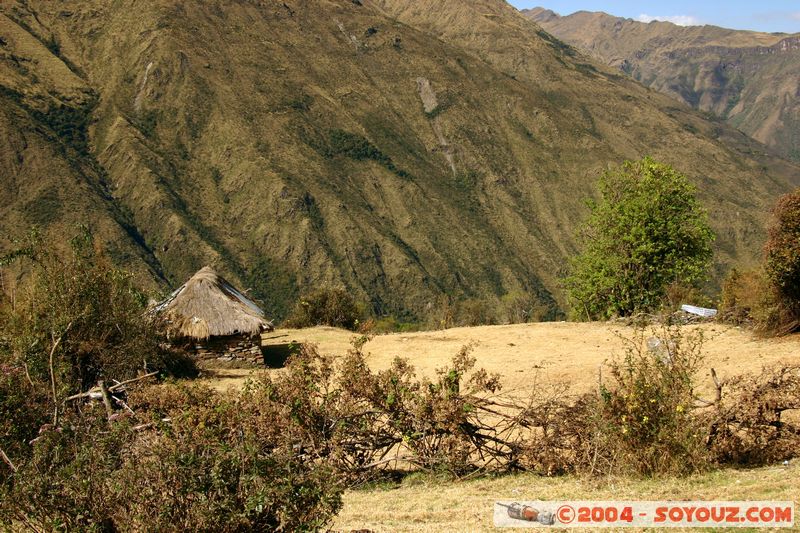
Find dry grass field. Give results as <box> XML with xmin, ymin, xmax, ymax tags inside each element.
<box><xmin>204</xmin><ymin>322</ymin><xmax>800</xmax><ymax>397</ymax></box>
<box><xmin>197</xmin><ymin>322</ymin><xmax>800</xmax><ymax>532</ymax></box>
<box><xmin>331</xmin><ymin>463</ymin><xmax>799</xmax><ymax>532</ymax></box>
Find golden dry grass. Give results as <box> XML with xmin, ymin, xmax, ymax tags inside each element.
<box><xmin>203</xmin><ymin>322</ymin><xmax>800</xmax><ymax>398</ymax></box>
<box><xmin>332</xmin><ymin>463</ymin><xmax>800</xmax><ymax>532</ymax></box>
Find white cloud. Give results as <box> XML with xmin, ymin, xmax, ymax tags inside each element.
<box><xmin>790</xmin><ymin>12</ymin><xmax>800</xmax><ymax>22</ymax></box>
<box><xmin>636</xmin><ymin>14</ymin><xmax>702</xmax><ymax>26</ymax></box>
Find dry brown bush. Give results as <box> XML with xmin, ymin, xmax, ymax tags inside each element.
<box><xmin>705</xmin><ymin>365</ymin><xmax>800</xmax><ymax>465</ymax></box>
<box><xmin>764</xmin><ymin>187</ymin><xmax>800</xmax><ymax>334</ymax></box>
<box><xmin>719</xmin><ymin>268</ymin><xmax>769</xmax><ymax>326</ymax></box>
<box><xmin>515</xmin><ymin>389</ymin><xmax>597</xmax><ymax>476</ymax></box>
<box><xmin>721</xmin><ymin>188</ymin><xmax>800</xmax><ymax>335</ymax></box>
<box><xmin>244</xmin><ymin>340</ymin><xmax>524</xmax><ymax>482</ymax></box>
<box><xmin>245</xmin><ymin>329</ymin><xmax>800</xmax><ymax>481</ymax></box>
<box><xmin>3</xmin><ymin>322</ymin><xmax>799</xmax><ymax>531</ymax></box>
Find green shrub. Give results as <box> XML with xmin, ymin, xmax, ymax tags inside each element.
<box><xmin>0</xmin><ymin>384</ymin><xmax>343</xmax><ymax>532</ymax></box>
<box><xmin>284</xmin><ymin>287</ymin><xmax>361</xmax><ymax>330</ymax></box>
<box><xmin>564</xmin><ymin>157</ymin><xmax>714</xmax><ymax>320</ymax></box>
<box><xmin>0</xmin><ymin>227</ymin><xmax>196</xmax><ymax>476</ymax></box>
<box><xmin>2</xmin><ymin>228</ymin><xmax>187</xmax><ymax>391</ymax></box>
<box><xmin>593</xmin><ymin>325</ymin><xmax>709</xmax><ymax>476</ymax></box>
<box><xmin>0</xmin><ymin>361</ymin><xmax>50</xmax><ymax>484</ymax></box>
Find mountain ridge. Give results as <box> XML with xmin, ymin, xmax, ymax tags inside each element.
<box><xmin>523</xmin><ymin>7</ymin><xmax>800</xmax><ymax>162</ymax></box>
<box><xmin>1</xmin><ymin>0</ymin><xmax>799</xmax><ymax>321</ymax></box>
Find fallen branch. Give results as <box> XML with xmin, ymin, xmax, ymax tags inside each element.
<box><xmin>64</xmin><ymin>390</ymin><xmax>103</xmax><ymax>402</ymax></box>
<box><xmin>111</xmin><ymin>394</ymin><xmax>136</xmax><ymax>415</ymax></box>
<box><xmin>0</xmin><ymin>445</ymin><xmax>18</xmax><ymax>472</ymax></box>
<box><xmin>711</xmin><ymin>368</ymin><xmax>722</xmax><ymax>404</ymax></box>
<box><xmin>64</xmin><ymin>371</ymin><xmax>159</xmax><ymax>402</ymax></box>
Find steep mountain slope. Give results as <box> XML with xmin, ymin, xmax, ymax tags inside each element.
<box><xmin>1</xmin><ymin>0</ymin><xmax>798</xmax><ymax>322</ymax></box>
<box><xmin>0</xmin><ymin>11</ymin><xmax>163</xmax><ymax>285</ymax></box>
<box><xmin>524</xmin><ymin>8</ymin><xmax>800</xmax><ymax>162</ymax></box>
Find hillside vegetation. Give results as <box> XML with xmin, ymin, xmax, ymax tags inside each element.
<box><xmin>1</xmin><ymin>0</ymin><xmax>799</xmax><ymax>322</ymax></box>
<box><xmin>525</xmin><ymin>8</ymin><xmax>800</xmax><ymax>162</ymax></box>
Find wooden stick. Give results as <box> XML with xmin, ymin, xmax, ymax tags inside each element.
<box><xmin>64</xmin><ymin>389</ymin><xmax>103</xmax><ymax>402</ymax></box>
<box><xmin>98</xmin><ymin>380</ymin><xmax>114</xmax><ymax>421</ymax></box>
<box><xmin>693</xmin><ymin>396</ymin><xmax>716</xmax><ymax>407</ymax></box>
<box><xmin>111</xmin><ymin>394</ymin><xmax>136</xmax><ymax>415</ymax></box>
<box><xmin>64</xmin><ymin>370</ymin><xmax>159</xmax><ymax>402</ymax></box>
<box><xmin>710</xmin><ymin>368</ymin><xmax>722</xmax><ymax>404</ymax></box>
<box><xmin>694</xmin><ymin>368</ymin><xmax>724</xmax><ymax>409</ymax></box>
<box><xmin>49</xmin><ymin>322</ymin><xmax>72</xmax><ymax>426</ymax></box>
<box><xmin>22</xmin><ymin>362</ymin><xmax>35</xmax><ymax>388</ymax></box>
<box><xmin>0</xmin><ymin>445</ymin><xmax>17</xmax><ymax>473</ymax></box>
<box><xmin>108</xmin><ymin>371</ymin><xmax>159</xmax><ymax>392</ymax></box>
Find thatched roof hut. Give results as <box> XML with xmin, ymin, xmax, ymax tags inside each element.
<box><xmin>153</xmin><ymin>266</ymin><xmax>272</xmax><ymax>340</ymax></box>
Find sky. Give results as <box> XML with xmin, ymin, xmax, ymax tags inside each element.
<box><xmin>509</xmin><ymin>1</ymin><xmax>800</xmax><ymax>33</ymax></box>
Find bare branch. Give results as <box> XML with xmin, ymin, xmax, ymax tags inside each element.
<box><xmin>0</xmin><ymin>445</ymin><xmax>18</xmax><ymax>473</ymax></box>
<box><xmin>49</xmin><ymin>321</ymin><xmax>73</xmax><ymax>426</ymax></box>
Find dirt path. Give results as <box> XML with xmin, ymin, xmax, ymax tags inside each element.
<box><xmin>201</xmin><ymin>322</ymin><xmax>800</xmax><ymax>396</ymax></box>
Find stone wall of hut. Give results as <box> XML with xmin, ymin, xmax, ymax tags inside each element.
<box><xmin>191</xmin><ymin>334</ymin><xmax>263</xmax><ymax>365</ymax></box>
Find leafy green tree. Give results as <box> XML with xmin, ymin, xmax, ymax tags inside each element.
<box><xmin>564</xmin><ymin>157</ymin><xmax>714</xmax><ymax>319</ymax></box>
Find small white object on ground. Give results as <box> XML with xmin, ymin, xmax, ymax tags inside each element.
<box><xmin>681</xmin><ymin>304</ymin><xmax>718</xmax><ymax>318</ymax></box>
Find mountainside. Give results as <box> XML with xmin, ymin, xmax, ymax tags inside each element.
<box><xmin>524</xmin><ymin>7</ymin><xmax>800</xmax><ymax>162</ymax></box>
<box><xmin>1</xmin><ymin>0</ymin><xmax>799</xmax><ymax>322</ymax></box>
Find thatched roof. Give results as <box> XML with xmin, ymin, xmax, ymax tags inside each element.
<box><xmin>153</xmin><ymin>266</ymin><xmax>271</xmax><ymax>340</ymax></box>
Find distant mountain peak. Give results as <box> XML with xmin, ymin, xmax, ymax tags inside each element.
<box><xmin>526</xmin><ymin>8</ymin><xmax>800</xmax><ymax>163</ymax></box>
